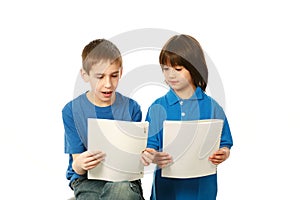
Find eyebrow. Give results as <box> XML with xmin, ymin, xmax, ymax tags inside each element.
<box><xmin>94</xmin><ymin>70</ymin><xmax>120</xmax><ymax>76</ymax></box>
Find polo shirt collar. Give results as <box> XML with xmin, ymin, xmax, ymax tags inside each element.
<box><xmin>166</xmin><ymin>87</ymin><xmax>204</xmax><ymax>105</ymax></box>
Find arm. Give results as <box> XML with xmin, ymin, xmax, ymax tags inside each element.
<box><xmin>209</xmin><ymin>103</ymin><xmax>233</xmax><ymax>165</ymax></box>
<box><xmin>72</xmin><ymin>151</ymin><xmax>106</xmax><ymax>175</ymax></box>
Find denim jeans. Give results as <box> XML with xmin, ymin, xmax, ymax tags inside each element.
<box><xmin>71</xmin><ymin>178</ymin><xmax>144</xmax><ymax>200</ymax></box>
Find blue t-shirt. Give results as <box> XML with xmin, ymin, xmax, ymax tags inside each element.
<box><xmin>62</xmin><ymin>92</ymin><xmax>142</xmax><ymax>187</ymax></box>
<box><xmin>146</xmin><ymin>87</ymin><xmax>233</xmax><ymax>200</ymax></box>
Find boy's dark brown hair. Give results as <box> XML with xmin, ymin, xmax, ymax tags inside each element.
<box><xmin>159</xmin><ymin>34</ymin><xmax>208</xmax><ymax>91</ymax></box>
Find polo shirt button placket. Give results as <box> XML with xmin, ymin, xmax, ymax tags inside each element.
<box><xmin>180</xmin><ymin>100</ymin><xmax>185</xmax><ymax>118</ymax></box>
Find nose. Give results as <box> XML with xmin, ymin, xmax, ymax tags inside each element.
<box><xmin>167</xmin><ymin>68</ymin><xmax>176</xmax><ymax>78</ymax></box>
<box><xmin>104</xmin><ymin>76</ymin><xmax>112</xmax><ymax>88</ymax></box>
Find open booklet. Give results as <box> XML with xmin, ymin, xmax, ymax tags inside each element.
<box><xmin>87</xmin><ymin>119</ymin><xmax>149</xmax><ymax>182</ymax></box>
<box><xmin>162</xmin><ymin>119</ymin><xmax>224</xmax><ymax>178</ymax></box>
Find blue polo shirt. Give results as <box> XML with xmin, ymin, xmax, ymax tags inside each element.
<box><xmin>62</xmin><ymin>92</ymin><xmax>142</xmax><ymax>188</ymax></box>
<box><xmin>146</xmin><ymin>87</ymin><xmax>233</xmax><ymax>200</ymax></box>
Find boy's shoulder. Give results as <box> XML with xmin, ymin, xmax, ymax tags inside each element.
<box><xmin>62</xmin><ymin>93</ymin><xmax>87</xmax><ymax>112</ymax></box>
<box><xmin>115</xmin><ymin>92</ymin><xmax>140</xmax><ymax>106</ymax></box>
<box><xmin>148</xmin><ymin>92</ymin><xmax>169</xmax><ymax>106</ymax></box>
<box><xmin>202</xmin><ymin>92</ymin><xmax>226</xmax><ymax>112</ymax></box>
<box><xmin>149</xmin><ymin>88</ymin><xmax>222</xmax><ymax>108</ymax></box>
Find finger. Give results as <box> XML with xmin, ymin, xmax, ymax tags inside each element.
<box><xmin>156</xmin><ymin>151</ymin><xmax>171</xmax><ymax>156</ymax></box>
<box><xmin>88</xmin><ymin>150</ymin><xmax>104</xmax><ymax>156</ymax></box>
<box><xmin>156</xmin><ymin>156</ymin><xmax>172</xmax><ymax>163</ymax></box>
<box><xmin>95</xmin><ymin>152</ymin><xmax>106</xmax><ymax>159</ymax></box>
<box><xmin>144</xmin><ymin>148</ymin><xmax>156</xmax><ymax>155</ymax></box>
<box><xmin>212</xmin><ymin>161</ymin><xmax>221</xmax><ymax>165</ymax></box>
<box><xmin>143</xmin><ymin>151</ymin><xmax>155</xmax><ymax>161</ymax></box>
<box><xmin>84</xmin><ymin>152</ymin><xmax>106</xmax><ymax>164</ymax></box>
<box><xmin>209</xmin><ymin>155</ymin><xmax>224</xmax><ymax>162</ymax></box>
<box><xmin>156</xmin><ymin>155</ymin><xmax>173</xmax><ymax>166</ymax></box>
<box><xmin>209</xmin><ymin>156</ymin><xmax>225</xmax><ymax>165</ymax></box>
<box><xmin>214</xmin><ymin>150</ymin><xmax>225</xmax><ymax>156</ymax></box>
<box><xmin>209</xmin><ymin>157</ymin><xmax>222</xmax><ymax>164</ymax></box>
<box><xmin>140</xmin><ymin>156</ymin><xmax>150</xmax><ymax>166</ymax></box>
<box><xmin>158</xmin><ymin>160</ymin><xmax>172</xmax><ymax>168</ymax></box>
<box><xmin>157</xmin><ymin>159</ymin><xmax>172</xmax><ymax>165</ymax></box>
<box><xmin>155</xmin><ymin>151</ymin><xmax>171</xmax><ymax>158</ymax></box>
<box><xmin>141</xmin><ymin>153</ymin><xmax>153</xmax><ymax>164</ymax></box>
<box><xmin>82</xmin><ymin>159</ymin><xmax>102</xmax><ymax>170</ymax></box>
<box><xmin>155</xmin><ymin>154</ymin><xmax>172</xmax><ymax>162</ymax></box>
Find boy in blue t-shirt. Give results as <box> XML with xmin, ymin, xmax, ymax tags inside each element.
<box><xmin>62</xmin><ymin>39</ymin><xmax>144</xmax><ymax>199</ymax></box>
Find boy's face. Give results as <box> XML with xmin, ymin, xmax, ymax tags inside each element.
<box><xmin>162</xmin><ymin>64</ymin><xmax>195</xmax><ymax>96</ymax></box>
<box><xmin>82</xmin><ymin>61</ymin><xmax>122</xmax><ymax>106</ymax></box>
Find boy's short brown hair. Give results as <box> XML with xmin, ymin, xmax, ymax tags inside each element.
<box><xmin>81</xmin><ymin>39</ymin><xmax>122</xmax><ymax>74</ymax></box>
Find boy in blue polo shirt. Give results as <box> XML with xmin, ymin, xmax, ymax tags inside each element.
<box><xmin>62</xmin><ymin>39</ymin><xmax>144</xmax><ymax>199</ymax></box>
<box><xmin>141</xmin><ymin>34</ymin><xmax>233</xmax><ymax>200</ymax></box>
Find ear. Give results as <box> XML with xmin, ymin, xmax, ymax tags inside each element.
<box><xmin>80</xmin><ymin>68</ymin><xmax>90</xmax><ymax>82</ymax></box>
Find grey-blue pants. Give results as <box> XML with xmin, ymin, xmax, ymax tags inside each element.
<box><xmin>71</xmin><ymin>178</ymin><xmax>144</xmax><ymax>200</ymax></box>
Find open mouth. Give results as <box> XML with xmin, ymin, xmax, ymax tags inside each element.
<box><xmin>102</xmin><ymin>91</ymin><xmax>112</xmax><ymax>95</ymax></box>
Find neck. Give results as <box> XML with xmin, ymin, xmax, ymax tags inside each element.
<box><xmin>173</xmin><ymin>85</ymin><xmax>196</xmax><ymax>99</ymax></box>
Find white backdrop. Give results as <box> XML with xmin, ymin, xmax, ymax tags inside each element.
<box><xmin>0</xmin><ymin>0</ymin><xmax>299</xmax><ymax>199</ymax></box>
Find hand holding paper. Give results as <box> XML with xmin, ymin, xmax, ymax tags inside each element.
<box><xmin>209</xmin><ymin>147</ymin><xmax>230</xmax><ymax>165</ymax></box>
<box><xmin>72</xmin><ymin>150</ymin><xmax>106</xmax><ymax>175</ymax></box>
<box><xmin>141</xmin><ymin>148</ymin><xmax>173</xmax><ymax>168</ymax></box>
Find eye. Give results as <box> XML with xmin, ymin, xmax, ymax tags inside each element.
<box><xmin>162</xmin><ymin>66</ymin><xmax>170</xmax><ymax>71</ymax></box>
<box><xmin>175</xmin><ymin>67</ymin><xmax>183</xmax><ymax>71</ymax></box>
<box><xmin>111</xmin><ymin>73</ymin><xmax>119</xmax><ymax>78</ymax></box>
<box><xmin>96</xmin><ymin>76</ymin><xmax>104</xmax><ymax>79</ymax></box>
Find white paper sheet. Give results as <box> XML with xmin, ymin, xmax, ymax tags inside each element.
<box><xmin>162</xmin><ymin>119</ymin><xmax>224</xmax><ymax>178</ymax></box>
<box><xmin>87</xmin><ymin>119</ymin><xmax>148</xmax><ymax>182</ymax></box>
